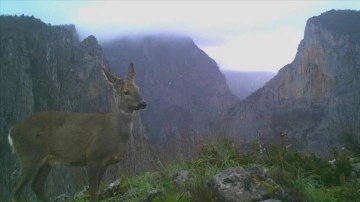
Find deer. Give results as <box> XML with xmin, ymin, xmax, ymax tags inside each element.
<box><xmin>8</xmin><ymin>63</ymin><xmax>147</xmax><ymax>202</ymax></box>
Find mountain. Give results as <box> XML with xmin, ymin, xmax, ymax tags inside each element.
<box><xmin>3</xmin><ymin>9</ymin><xmax>359</xmax><ymax>200</ymax></box>
<box><xmin>222</xmin><ymin>10</ymin><xmax>360</xmax><ymax>156</ymax></box>
<box><xmin>221</xmin><ymin>70</ymin><xmax>275</xmax><ymax>100</ymax></box>
<box><xmin>101</xmin><ymin>35</ymin><xmax>238</xmax><ymax>144</ymax></box>
<box><xmin>0</xmin><ymin>15</ymin><xmax>114</xmax><ymax>200</ymax></box>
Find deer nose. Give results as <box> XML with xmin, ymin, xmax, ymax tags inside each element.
<box><xmin>137</xmin><ymin>101</ymin><xmax>147</xmax><ymax>109</ymax></box>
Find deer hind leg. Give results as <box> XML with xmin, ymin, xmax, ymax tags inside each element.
<box><xmin>12</xmin><ymin>158</ymin><xmax>45</xmax><ymax>202</ymax></box>
<box><xmin>31</xmin><ymin>163</ymin><xmax>51</xmax><ymax>202</ymax></box>
<box><xmin>87</xmin><ymin>164</ymin><xmax>106</xmax><ymax>202</ymax></box>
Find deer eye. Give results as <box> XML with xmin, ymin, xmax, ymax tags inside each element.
<box><xmin>123</xmin><ymin>91</ymin><xmax>130</xmax><ymax>95</ymax></box>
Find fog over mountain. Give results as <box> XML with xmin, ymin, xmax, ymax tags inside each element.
<box><xmin>221</xmin><ymin>70</ymin><xmax>276</xmax><ymax>100</ymax></box>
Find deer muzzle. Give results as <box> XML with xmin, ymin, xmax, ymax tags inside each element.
<box><xmin>136</xmin><ymin>101</ymin><xmax>147</xmax><ymax>110</ymax></box>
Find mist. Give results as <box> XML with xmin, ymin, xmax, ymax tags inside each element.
<box><xmin>2</xmin><ymin>0</ymin><xmax>360</xmax><ymax>71</ymax></box>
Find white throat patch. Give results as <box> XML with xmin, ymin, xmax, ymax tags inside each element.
<box><xmin>8</xmin><ymin>127</ymin><xmax>14</xmax><ymax>149</ymax></box>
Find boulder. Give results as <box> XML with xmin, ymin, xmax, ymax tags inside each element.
<box><xmin>207</xmin><ymin>165</ymin><xmax>285</xmax><ymax>202</ymax></box>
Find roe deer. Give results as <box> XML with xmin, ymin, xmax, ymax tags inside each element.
<box><xmin>8</xmin><ymin>63</ymin><xmax>146</xmax><ymax>202</ymax></box>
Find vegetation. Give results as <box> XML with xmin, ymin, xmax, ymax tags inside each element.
<box><xmin>67</xmin><ymin>137</ymin><xmax>359</xmax><ymax>202</ymax></box>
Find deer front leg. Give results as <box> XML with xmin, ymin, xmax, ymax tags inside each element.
<box><xmin>32</xmin><ymin>164</ymin><xmax>51</xmax><ymax>202</ymax></box>
<box><xmin>87</xmin><ymin>164</ymin><xmax>106</xmax><ymax>202</ymax></box>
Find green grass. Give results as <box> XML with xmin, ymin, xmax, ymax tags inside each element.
<box><xmin>293</xmin><ymin>175</ymin><xmax>340</xmax><ymax>202</ymax></box>
<box><xmin>69</xmin><ymin>138</ymin><xmax>360</xmax><ymax>202</ymax></box>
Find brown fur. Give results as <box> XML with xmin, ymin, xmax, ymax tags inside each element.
<box><xmin>9</xmin><ymin>63</ymin><xmax>146</xmax><ymax>202</ymax></box>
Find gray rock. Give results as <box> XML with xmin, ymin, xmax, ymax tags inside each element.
<box><xmin>172</xmin><ymin>170</ymin><xmax>192</xmax><ymax>185</ymax></box>
<box><xmin>101</xmin><ymin>179</ymin><xmax>122</xmax><ymax>199</ymax></box>
<box><xmin>207</xmin><ymin>165</ymin><xmax>285</xmax><ymax>202</ymax></box>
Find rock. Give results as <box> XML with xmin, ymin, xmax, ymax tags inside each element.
<box><xmin>100</xmin><ymin>179</ymin><xmax>122</xmax><ymax>199</ymax></box>
<box><xmin>172</xmin><ymin>170</ymin><xmax>192</xmax><ymax>185</ymax></box>
<box><xmin>207</xmin><ymin>165</ymin><xmax>285</xmax><ymax>202</ymax></box>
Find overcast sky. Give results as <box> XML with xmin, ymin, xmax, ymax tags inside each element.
<box><xmin>1</xmin><ymin>1</ymin><xmax>359</xmax><ymax>72</ymax></box>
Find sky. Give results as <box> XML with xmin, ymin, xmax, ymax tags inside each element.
<box><xmin>1</xmin><ymin>1</ymin><xmax>360</xmax><ymax>72</ymax></box>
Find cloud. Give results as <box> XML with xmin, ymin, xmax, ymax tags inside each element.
<box><xmin>1</xmin><ymin>1</ymin><xmax>360</xmax><ymax>71</ymax></box>
<box><xmin>72</xmin><ymin>1</ymin><xmax>315</xmax><ymax>35</ymax></box>
<box><xmin>202</xmin><ymin>26</ymin><xmax>303</xmax><ymax>72</ymax></box>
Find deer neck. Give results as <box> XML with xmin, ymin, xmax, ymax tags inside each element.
<box><xmin>112</xmin><ymin>106</ymin><xmax>134</xmax><ymax>136</ymax></box>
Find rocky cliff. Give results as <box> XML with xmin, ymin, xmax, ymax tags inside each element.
<box><xmin>223</xmin><ymin>10</ymin><xmax>360</xmax><ymax>155</ymax></box>
<box><xmin>0</xmin><ymin>15</ymin><xmax>114</xmax><ymax>200</ymax></box>
<box><xmin>102</xmin><ymin>35</ymin><xmax>238</xmax><ymax>144</ymax></box>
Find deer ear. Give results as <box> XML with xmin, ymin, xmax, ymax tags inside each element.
<box><xmin>126</xmin><ymin>63</ymin><xmax>135</xmax><ymax>81</ymax></box>
<box><xmin>102</xmin><ymin>68</ymin><xmax>119</xmax><ymax>85</ymax></box>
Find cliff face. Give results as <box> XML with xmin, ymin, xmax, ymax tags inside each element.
<box><xmin>224</xmin><ymin>10</ymin><xmax>360</xmax><ymax>155</ymax></box>
<box><xmin>0</xmin><ymin>16</ymin><xmax>114</xmax><ymax>200</ymax></box>
<box><xmin>102</xmin><ymin>35</ymin><xmax>238</xmax><ymax>143</ymax></box>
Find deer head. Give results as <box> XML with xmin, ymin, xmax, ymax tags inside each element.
<box><xmin>103</xmin><ymin>63</ymin><xmax>147</xmax><ymax>112</ymax></box>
